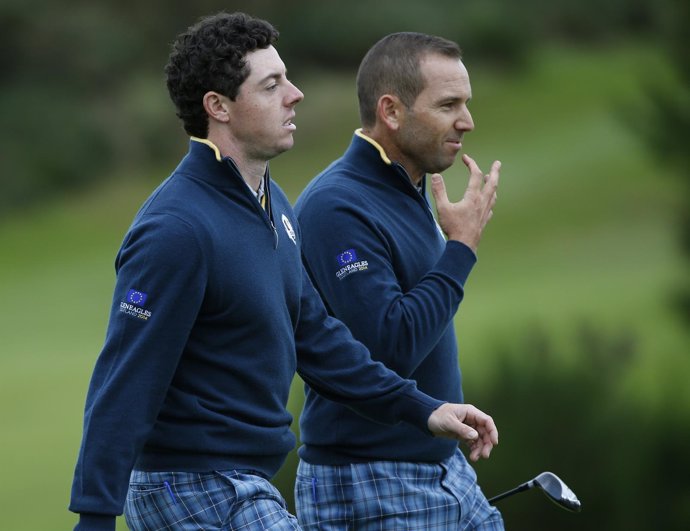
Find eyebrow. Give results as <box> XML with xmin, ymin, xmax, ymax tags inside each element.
<box><xmin>256</xmin><ymin>71</ymin><xmax>286</xmax><ymax>86</ymax></box>
<box><xmin>437</xmin><ymin>93</ymin><xmax>472</xmax><ymax>105</ymax></box>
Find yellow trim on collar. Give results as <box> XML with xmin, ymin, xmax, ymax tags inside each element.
<box><xmin>190</xmin><ymin>136</ymin><xmax>222</xmax><ymax>162</ymax></box>
<box><xmin>355</xmin><ymin>129</ymin><xmax>392</xmax><ymax>165</ymax></box>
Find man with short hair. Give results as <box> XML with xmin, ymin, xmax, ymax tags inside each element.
<box><xmin>294</xmin><ymin>32</ymin><xmax>504</xmax><ymax>530</ymax></box>
<box><xmin>68</xmin><ymin>15</ymin><xmax>498</xmax><ymax>531</ymax></box>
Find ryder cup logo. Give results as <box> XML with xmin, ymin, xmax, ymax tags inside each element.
<box><xmin>281</xmin><ymin>214</ymin><xmax>296</xmax><ymax>245</ymax></box>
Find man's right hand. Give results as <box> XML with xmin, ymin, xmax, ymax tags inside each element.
<box><xmin>430</xmin><ymin>154</ymin><xmax>501</xmax><ymax>253</ymax></box>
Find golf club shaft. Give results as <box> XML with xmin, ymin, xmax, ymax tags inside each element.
<box><xmin>487</xmin><ymin>481</ymin><xmax>532</xmax><ymax>504</ymax></box>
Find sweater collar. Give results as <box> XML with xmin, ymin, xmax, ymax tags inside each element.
<box><xmin>354</xmin><ymin>129</ymin><xmax>393</xmax><ymax>165</ymax></box>
<box><xmin>348</xmin><ymin>130</ymin><xmax>428</xmax><ymax>199</ymax></box>
<box><xmin>190</xmin><ymin>136</ymin><xmax>223</xmax><ymax>161</ymax></box>
<box><xmin>180</xmin><ymin>137</ymin><xmax>271</xmax><ymax>193</ymax></box>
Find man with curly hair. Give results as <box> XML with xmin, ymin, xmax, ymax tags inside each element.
<box><xmin>68</xmin><ymin>13</ymin><xmax>498</xmax><ymax>531</ymax></box>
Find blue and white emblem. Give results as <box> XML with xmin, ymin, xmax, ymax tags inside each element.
<box><xmin>126</xmin><ymin>289</ymin><xmax>147</xmax><ymax>306</ymax></box>
<box><xmin>336</xmin><ymin>249</ymin><xmax>357</xmax><ymax>266</ymax></box>
<box><xmin>334</xmin><ymin>248</ymin><xmax>369</xmax><ymax>280</ymax></box>
<box><xmin>120</xmin><ymin>288</ymin><xmax>153</xmax><ymax>321</ymax></box>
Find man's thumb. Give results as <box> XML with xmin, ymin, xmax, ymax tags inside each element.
<box><xmin>458</xmin><ymin>423</ymin><xmax>479</xmax><ymax>441</ymax></box>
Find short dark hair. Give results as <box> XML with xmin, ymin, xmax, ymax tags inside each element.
<box><xmin>356</xmin><ymin>32</ymin><xmax>462</xmax><ymax>128</ymax></box>
<box><xmin>165</xmin><ymin>12</ymin><xmax>279</xmax><ymax>137</ymax></box>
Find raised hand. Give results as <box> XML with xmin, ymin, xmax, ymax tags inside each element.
<box><xmin>430</xmin><ymin>154</ymin><xmax>501</xmax><ymax>253</ymax></box>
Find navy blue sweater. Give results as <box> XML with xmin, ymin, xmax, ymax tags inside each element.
<box><xmin>294</xmin><ymin>132</ymin><xmax>477</xmax><ymax>464</ymax></box>
<box><xmin>69</xmin><ymin>140</ymin><xmax>444</xmax><ymax>530</ymax></box>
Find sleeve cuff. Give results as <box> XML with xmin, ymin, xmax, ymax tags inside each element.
<box><xmin>436</xmin><ymin>240</ymin><xmax>477</xmax><ymax>287</ymax></box>
<box><xmin>397</xmin><ymin>388</ymin><xmax>446</xmax><ymax>435</ymax></box>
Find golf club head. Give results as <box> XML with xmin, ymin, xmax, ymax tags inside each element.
<box><xmin>532</xmin><ymin>471</ymin><xmax>582</xmax><ymax>512</ymax></box>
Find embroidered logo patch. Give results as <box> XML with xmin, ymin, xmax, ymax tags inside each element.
<box><xmin>336</xmin><ymin>249</ymin><xmax>357</xmax><ymax>266</ymax></box>
<box><xmin>335</xmin><ymin>248</ymin><xmax>368</xmax><ymax>280</ymax></box>
<box><xmin>126</xmin><ymin>289</ymin><xmax>147</xmax><ymax>306</ymax></box>
<box><xmin>281</xmin><ymin>214</ymin><xmax>297</xmax><ymax>245</ymax></box>
<box><xmin>119</xmin><ymin>288</ymin><xmax>152</xmax><ymax>321</ymax></box>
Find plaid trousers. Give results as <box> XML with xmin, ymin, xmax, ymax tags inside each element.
<box><xmin>125</xmin><ymin>469</ymin><xmax>301</xmax><ymax>530</ymax></box>
<box><xmin>294</xmin><ymin>449</ymin><xmax>504</xmax><ymax>531</ymax></box>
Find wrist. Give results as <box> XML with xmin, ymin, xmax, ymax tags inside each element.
<box><xmin>446</xmin><ymin>234</ymin><xmax>478</xmax><ymax>253</ymax></box>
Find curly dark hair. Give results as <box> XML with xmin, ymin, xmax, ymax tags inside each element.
<box><xmin>165</xmin><ymin>12</ymin><xmax>279</xmax><ymax>138</ymax></box>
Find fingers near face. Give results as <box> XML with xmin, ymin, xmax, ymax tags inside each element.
<box><xmin>462</xmin><ymin>154</ymin><xmax>481</xmax><ymax>174</ymax></box>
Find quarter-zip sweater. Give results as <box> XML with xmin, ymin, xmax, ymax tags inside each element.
<box><xmin>295</xmin><ymin>132</ymin><xmax>477</xmax><ymax>465</ymax></box>
<box><xmin>69</xmin><ymin>140</ymin><xmax>444</xmax><ymax>530</ymax></box>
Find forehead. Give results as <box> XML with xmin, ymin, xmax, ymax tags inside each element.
<box><xmin>243</xmin><ymin>45</ymin><xmax>286</xmax><ymax>82</ymax></box>
<box><xmin>417</xmin><ymin>54</ymin><xmax>471</xmax><ymax>100</ymax></box>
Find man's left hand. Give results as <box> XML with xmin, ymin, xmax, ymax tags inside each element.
<box><xmin>427</xmin><ymin>403</ymin><xmax>499</xmax><ymax>462</ymax></box>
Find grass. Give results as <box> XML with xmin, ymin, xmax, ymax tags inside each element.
<box><xmin>0</xmin><ymin>41</ymin><xmax>687</xmax><ymax>530</ymax></box>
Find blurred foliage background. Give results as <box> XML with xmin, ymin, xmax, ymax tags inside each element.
<box><xmin>1</xmin><ymin>0</ymin><xmax>688</xmax><ymax>529</ymax></box>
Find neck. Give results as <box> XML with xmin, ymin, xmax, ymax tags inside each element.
<box><xmin>206</xmin><ymin>131</ymin><xmax>266</xmax><ymax>192</ymax></box>
<box><xmin>228</xmin><ymin>154</ymin><xmax>267</xmax><ymax>193</ymax></box>
<box><xmin>360</xmin><ymin>127</ymin><xmax>424</xmax><ymax>186</ymax></box>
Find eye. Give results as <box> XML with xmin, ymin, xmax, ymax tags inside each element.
<box><xmin>266</xmin><ymin>84</ymin><xmax>278</xmax><ymax>92</ymax></box>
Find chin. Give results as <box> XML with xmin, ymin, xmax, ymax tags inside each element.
<box><xmin>268</xmin><ymin>143</ymin><xmax>294</xmax><ymax>160</ymax></box>
<box><xmin>430</xmin><ymin>161</ymin><xmax>454</xmax><ymax>174</ymax></box>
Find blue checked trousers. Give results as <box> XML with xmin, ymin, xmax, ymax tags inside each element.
<box><xmin>294</xmin><ymin>449</ymin><xmax>504</xmax><ymax>530</ymax></box>
<box><xmin>125</xmin><ymin>470</ymin><xmax>301</xmax><ymax>530</ymax></box>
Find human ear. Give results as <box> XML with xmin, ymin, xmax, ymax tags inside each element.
<box><xmin>377</xmin><ymin>94</ymin><xmax>402</xmax><ymax>131</ymax></box>
<box><xmin>202</xmin><ymin>91</ymin><xmax>230</xmax><ymax>124</ymax></box>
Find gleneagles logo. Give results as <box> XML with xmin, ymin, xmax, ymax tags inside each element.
<box><xmin>119</xmin><ymin>289</ymin><xmax>152</xmax><ymax>321</ymax></box>
<box><xmin>335</xmin><ymin>248</ymin><xmax>368</xmax><ymax>280</ymax></box>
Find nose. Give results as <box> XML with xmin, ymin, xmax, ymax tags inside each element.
<box><xmin>456</xmin><ymin>106</ymin><xmax>474</xmax><ymax>132</ymax></box>
<box><xmin>286</xmin><ymin>80</ymin><xmax>304</xmax><ymax>106</ymax></box>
